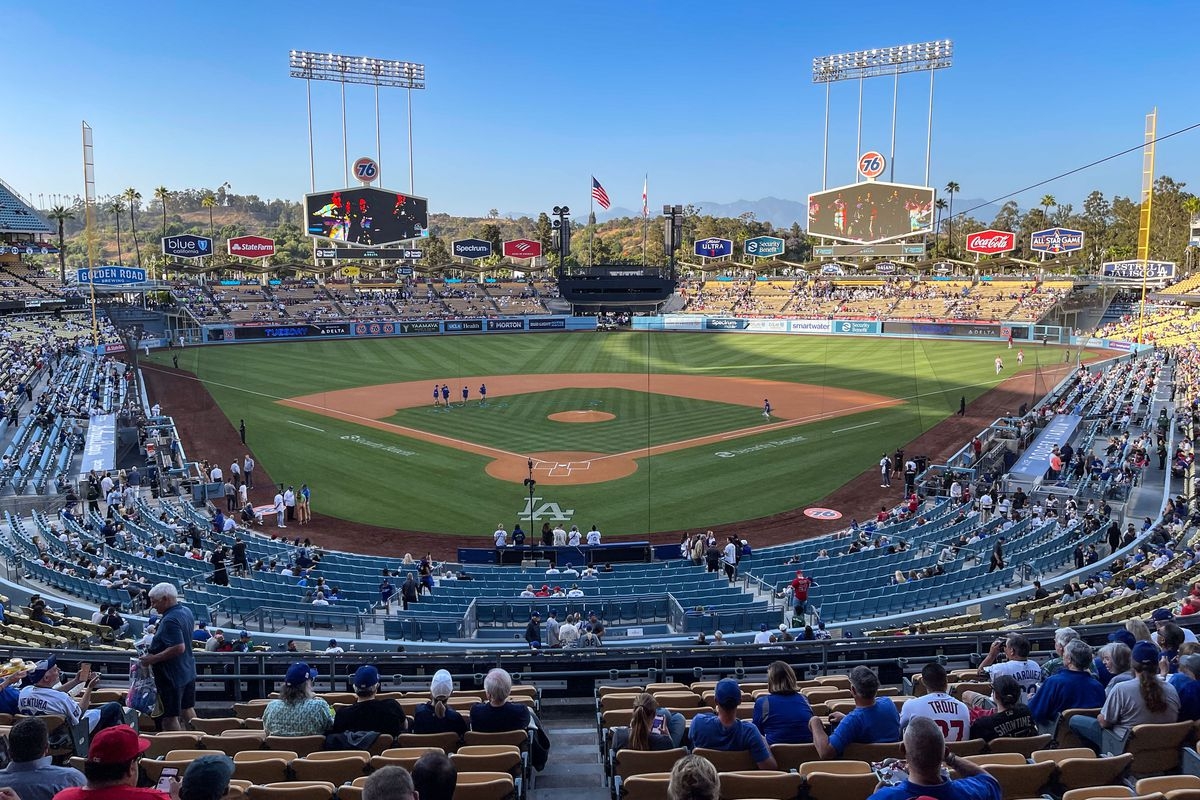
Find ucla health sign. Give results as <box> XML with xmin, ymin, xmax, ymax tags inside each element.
<box><xmin>77</xmin><ymin>266</ymin><xmax>147</xmax><ymax>285</ymax></box>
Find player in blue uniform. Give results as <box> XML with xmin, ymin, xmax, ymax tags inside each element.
<box><xmin>479</xmin><ymin>383</ymin><xmax>487</xmax><ymax>405</ymax></box>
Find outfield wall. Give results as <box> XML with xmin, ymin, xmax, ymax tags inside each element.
<box><xmin>196</xmin><ymin>315</ymin><xmax>596</xmax><ymax>344</ymax></box>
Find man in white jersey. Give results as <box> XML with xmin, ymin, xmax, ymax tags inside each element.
<box><xmin>901</xmin><ymin>662</ymin><xmax>972</xmax><ymax>742</ymax></box>
<box><xmin>977</xmin><ymin>632</ymin><xmax>1044</xmax><ymax>703</ymax></box>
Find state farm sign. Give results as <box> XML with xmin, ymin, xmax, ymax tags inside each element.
<box><xmin>228</xmin><ymin>235</ymin><xmax>276</xmax><ymax>259</ymax></box>
<box><xmin>502</xmin><ymin>239</ymin><xmax>542</xmax><ymax>259</ymax></box>
<box><xmin>965</xmin><ymin>230</ymin><xmax>1016</xmax><ymax>255</ymax></box>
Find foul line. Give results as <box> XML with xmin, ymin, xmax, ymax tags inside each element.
<box><xmin>288</xmin><ymin>420</ymin><xmax>326</xmax><ymax>432</ymax></box>
<box><xmin>831</xmin><ymin>421</ymin><xmax>880</xmax><ymax>435</ymax></box>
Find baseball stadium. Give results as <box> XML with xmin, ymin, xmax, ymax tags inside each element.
<box><xmin>2</xmin><ymin>21</ymin><xmax>1200</xmax><ymax>800</ymax></box>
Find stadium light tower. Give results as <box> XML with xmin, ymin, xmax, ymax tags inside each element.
<box><xmin>812</xmin><ymin>40</ymin><xmax>953</xmax><ymax>187</ymax></box>
<box><xmin>289</xmin><ymin>51</ymin><xmax>426</xmax><ymax>192</ymax></box>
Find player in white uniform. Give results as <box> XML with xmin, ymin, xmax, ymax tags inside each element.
<box><xmin>900</xmin><ymin>663</ymin><xmax>971</xmax><ymax>742</ymax></box>
<box><xmin>978</xmin><ymin>632</ymin><xmax>1045</xmax><ymax>703</ymax></box>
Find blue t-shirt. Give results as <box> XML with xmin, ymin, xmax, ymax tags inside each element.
<box><xmin>752</xmin><ymin>692</ymin><xmax>813</xmax><ymax>744</ymax></box>
<box><xmin>1176</xmin><ymin>676</ymin><xmax>1200</xmax><ymax>721</ymax></box>
<box><xmin>0</xmin><ymin>685</ymin><xmax>19</xmax><ymax>715</ymax></box>
<box><xmin>870</xmin><ymin>774</ymin><xmax>1001</xmax><ymax>800</ymax></box>
<box><xmin>1027</xmin><ymin>669</ymin><xmax>1105</xmax><ymax>724</ymax></box>
<box><xmin>688</xmin><ymin>712</ymin><xmax>772</xmax><ymax>764</ymax></box>
<box><xmin>829</xmin><ymin>698</ymin><xmax>900</xmax><ymax>756</ymax></box>
<box><xmin>149</xmin><ymin>602</ymin><xmax>196</xmax><ymax>685</ymax></box>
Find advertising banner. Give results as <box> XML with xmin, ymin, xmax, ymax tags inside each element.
<box><xmin>161</xmin><ymin>234</ymin><xmax>213</xmax><ymax>258</ymax></box>
<box><xmin>527</xmin><ymin>317</ymin><xmax>566</xmax><ymax>330</ymax></box>
<box><xmin>1030</xmin><ymin>227</ymin><xmax>1084</xmax><ymax>254</ymax></box>
<box><xmin>1101</xmin><ymin>260</ymin><xmax>1175</xmax><ymax>280</ymax></box>
<box><xmin>743</xmin><ymin>236</ymin><xmax>785</xmax><ymax>258</ymax></box>
<box><xmin>705</xmin><ymin>318</ymin><xmax>748</xmax><ymax>330</ymax></box>
<box><xmin>745</xmin><ymin>319</ymin><xmax>788</xmax><ymax>332</ymax></box>
<box><xmin>788</xmin><ymin>319</ymin><xmax>833</xmax><ymax>334</ymax></box>
<box><xmin>444</xmin><ymin>320</ymin><xmax>484</xmax><ymax>332</ymax></box>
<box><xmin>693</xmin><ymin>238</ymin><xmax>734</xmax><ymax>258</ymax></box>
<box><xmin>353</xmin><ymin>322</ymin><xmax>400</xmax><ymax>336</ymax></box>
<box><xmin>399</xmin><ymin>321</ymin><xmax>441</xmax><ymax>334</ymax></box>
<box><xmin>965</xmin><ymin>230</ymin><xmax>1017</xmax><ymax>255</ymax></box>
<box><xmin>233</xmin><ymin>323</ymin><xmax>349</xmax><ymax>340</ymax></box>
<box><xmin>228</xmin><ymin>235</ymin><xmax>276</xmax><ymax>259</ymax></box>
<box><xmin>833</xmin><ymin>320</ymin><xmax>881</xmax><ymax>335</ymax></box>
<box><xmin>76</xmin><ymin>266</ymin><xmax>147</xmax><ymax>285</ymax></box>
<box><xmin>487</xmin><ymin>319</ymin><xmax>526</xmax><ymax>331</ymax></box>
<box><xmin>884</xmin><ymin>321</ymin><xmax>1002</xmax><ymax>338</ymax></box>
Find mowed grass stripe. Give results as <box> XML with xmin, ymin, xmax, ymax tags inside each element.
<box><xmin>385</xmin><ymin>388</ymin><xmax>759</xmax><ymax>454</ymax></box>
<box><xmin>146</xmin><ymin>333</ymin><xmax>1080</xmax><ymax>535</ymax></box>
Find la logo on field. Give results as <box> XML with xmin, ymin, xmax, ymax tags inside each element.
<box><xmin>520</xmin><ymin>496</ymin><xmax>575</xmax><ymax>521</ymax></box>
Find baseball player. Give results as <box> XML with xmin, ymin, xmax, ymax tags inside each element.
<box><xmin>762</xmin><ymin>399</ymin><xmax>772</xmax><ymax>419</ymax></box>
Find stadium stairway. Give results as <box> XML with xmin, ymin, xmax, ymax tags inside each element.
<box><xmin>532</xmin><ymin>703</ymin><xmax>609</xmax><ymax>800</ymax></box>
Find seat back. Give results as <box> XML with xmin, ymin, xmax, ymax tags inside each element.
<box><xmin>692</xmin><ymin>748</ymin><xmax>756</xmax><ymax>772</ymax></box>
<box><xmin>841</xmin><ymin>742</ymin><xmax>902</xmax><ymax>762</ymax></box>
<box><xmin>1053</xmin><ymin>707</ymin><xmax>1100</xmax><ymax>750</ymax></box>
<box><xmin>717</xmin><ymin>770</ymin><xmax>802</xmax><ymax>800</ymax></box>
<box><xmin>291</xmin><ymin>756</ymin><xmax>368</xmax><ymax>784</ymax></box>
<box><xmin>245</xmin><ymin>783</ymin><xmax>337</xmax><ymax>800</ymax></box>
<box><xmin>201</xmin><ymin>734</ymin><xmax>265</xmax><ymax>756</ymax></box>
<box><xmin>452</xmin><ymin>772</ymin><xmax>515</xmax><ymax>800</ymax></box>
<box><xmin>797</xmin><ymin>761</ymin><xmax>871</xmax><ymax>776</ymax></box>
<box><xmin>145</xmin><ymin>733</ymin><xmax>204</xmax><ymax>759</ymax></box>
<box><xmin>190</xmin><ymin>717</ymin><xmax>244</xmax><ymax>734</ymax></box>
<box><xmin>1057</xmin><ymin>753</ymin><xmax>1135</xmax><ymax>791</ymax></box>
<box><xmin>265</xmin><ymin>735</ymin><xmax>326</xmax><ymax>757</ymax></box>
<box><xmin>1062</xmin><ymin>788</ymin><xmax>1136</xmax><ymax>800</ymax></box>
<box><xmin>963</xmin><ymin>753</ymin><xmax>1026</xmax><ymax>767</ymax></box>
<box><xmin>613</xmin><ymin>748</ymin><xmax>688</xmax><ymax>781</ymax></box>
<box><xmin>987</xmin><ymin>733</ymin><xmax>1051</xmax><ymax>756</ymax></box>
<box><xmin>1138</xmin><ymin>777</ymin><xmax>1200</xmax><ymax>795</ymax></box>
<box><xmin>621</xmin><ymin>773</ymin><xmax>671</xmax><ymax>800</ymax></box>
<box><xmin>945</xmin><ymin>739</ymin><xmax>987</xmax><ymax>756</ymax></box>
<box><xmin>981</xmin><ymin>761</ymin><xmax>1057</xmax><ymax>800</ymax></box>
<box><xmin>399</xmin><ymin>732</ymin><xmax>462</xmax><ymax>753</ymax></box>
<box><xmin>464</xmin><ymin>730</ymin><xmax>528</xmax><ymax>749</ymax></box>
<box><xmin>1119</xmin><ymin>721</ymin><xmax>1195</xmax><ymax>777</ymax></box>
<box><xmin>769</xmin><ymin>743</ymin><xmax>821</xmax><ymax>772</ymax></box>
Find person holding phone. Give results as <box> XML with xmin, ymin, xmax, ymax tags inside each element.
<box><xmin>611</xmin><ymin>693</ymin><xmax>684</xmax><ymax>751</ymax></box>
<box><xmin>53</xmin><ymin>725</ymin><xmax>180</xmax><ymax>800</ymax></box>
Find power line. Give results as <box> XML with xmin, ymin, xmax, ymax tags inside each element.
<box><xmin>955</xmin><ymin>119</ymin><xmax>1200</xmax><ymax>221</ymax></box>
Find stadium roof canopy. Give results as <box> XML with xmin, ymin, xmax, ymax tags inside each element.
<box><xmin>0</xmin><ymin>178</ymin><xmax>52</xmax><ymax>235</ymax></box>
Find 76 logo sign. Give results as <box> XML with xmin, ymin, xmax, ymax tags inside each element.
<box><xmin>352</xmin><ymin>157</ymin><xmax>379</xmax><ymax>183</ymax></box>
<box><xmin>858</xmin><ymin>151</ymin><xmax>886</xmax><ymax>180</ymax></box>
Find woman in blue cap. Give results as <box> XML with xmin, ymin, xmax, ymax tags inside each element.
<box><xmin>262</xmin><ymin>662</ymin><xmax>333</xmax><ymax>736</ymax></box>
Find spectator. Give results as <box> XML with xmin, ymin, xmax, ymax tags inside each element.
<box><xmin>18</xmin><ymin>657</ymin><xmax>107</xmax><ymax>733</ymax></box>
<box><xmin>139</xmin><ymin>582</ymin><xmax>196</xmax><ymax>731</ymax></box>
<box><xmin>262</xmin><ymin>662</ymin><xmax>333</xmax><ymax>736</ymax></box>
<box><xmin>179</xmin><ymin>755</ymin><xmax>234</xmax><ymax>800</ymax></box>
<box><xmin>525</xmin><ymin>613</ymin><xmax>541</xmax><ymax>650</ymax></box>
<box><xmin>411</xmin><ymin>752</ymin><xmax>457</xmax><ymax>800</ymax></box>
<box><xmin>412</xmin><ymin>670</ymin><xmax>467</xmax><ymax>742</ymax></box>
<box><xmin>1041</xmin><ymin>627</ymin><xmax>1080</xmax><ymax>677</ymax></box>
<box><xmin>53</xmin><ymin>725</ymin><xmax>177</xmax><ymax>800</ymax></box>
<box><xmin>752</xmin><ymin>661</ymin><xmax>813</xmax><ymax>745</ymax></box>
<box><xmin>1097</xmin><ymin>641</ymin><xmax>1134</xmax><ymax>689</ymax></box>
<box><xmin>867</xmin><ymin>717</ymin><xmax>1001</xmax><ymax>800</ymax></box>
<box><xmin>469</xmin><ymin>668</ymin><xmax>532</xmax><ymax>732</ymax></box>
<box><xmin>901</xmin><ymin>663</ymin><xmax>970</xmax><ymax>741</ymax></box>
<box><xmin>977</xmin><ymin>633</ymin><xmax>1044</xmax><ymax>703</ymax></box>
<box><xmin>363</xmin><ymin>766</ymin><xmax>415</xmax><ymax>800</ymax></box>
<box><xmin>668</xmin><ymin>754</ymin><xmax>720</xmax><ymax>800</ymax></box>
<box><xmin>0</xmin><ymin>717</ymin><xmax>86</xmax><ymax>800</ymax></box>
<box><xmin>1028</xmin><ymin>640</ymin><xmax>1106</xmax><ymax>727</ymax></box>
<box><xmin>611</xmin><ymin>692</ymin><xmax>685</xmax><ymax>751</ymax></box>
<box><xmin>809</xmin><ymin>665</ymin><xmax>900</xmax><ymax>758</ymax></box>
<box><xmin>332</xmin><ymin>665</ymin><xmax>407</xmax><ymax>737</ymax></box>
<box><xmin>1175</xmin><ymin>653</ymin><xmax>1200</xmax><ymax>721</ymax></box>
<box><xmin>963</xmin><ymin>675</ymin><xmax>1037</xmax><ymax>742</ymax></box>
<box><xmin>1152</xmin><ymin>607</ymin><xmax>1199</xmax><ymax>645</ymax></box>
<box><xmin>688</xmin><ymin>679</ymin><xmax>776</xmax><ymax>769</ymax></box>
<box><xmin>1071</xmin><ymin>641</ymin><xmax>1180</xmax><ymax>748</ymax></box>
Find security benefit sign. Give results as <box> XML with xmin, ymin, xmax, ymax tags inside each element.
<box><xmin>1101</xmin><ymin>260</ymin><xmax>1175</xmax><ymax>280</ymax></box>
<box><xmin>77</xmin><ymin>266</ymin><xmax>147</xmax><ymax>285</ymax></box>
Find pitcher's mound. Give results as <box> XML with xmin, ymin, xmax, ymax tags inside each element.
<box><xmin>548</xmin><ymin>410</ymin><xmax>614</xmax><ymax>423</ymax></box>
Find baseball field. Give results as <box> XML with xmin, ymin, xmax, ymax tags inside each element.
<box><xmin>146</xmin><ymin>332</ymin><xmax>1067</xmax><ymax>537</ymax></box>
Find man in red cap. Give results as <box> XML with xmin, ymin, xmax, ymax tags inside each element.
<box><xmin>53</xmin><ymin>725</ymin><xmax>179</xmax><ymax>800</ymax></box>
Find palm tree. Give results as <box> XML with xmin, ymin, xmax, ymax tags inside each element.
<box><xmin>107</xmin><ymin>199</ymin><xmax>124</xmax><ymax>265</ymax></box>
<box><xmin>934</xmin><ymin>198</ymin><xmax>948</xmax><ymax>250</ymax></box>
<box><xmin>1040</xmin><ymin>194</ymin><xmax>1056</xmax><ymax>224</ymax></box>
<box><xmin>46</xmin><ymin>205</ymin><xmax>75</xmax><ymax>284</ymax></box>
<box><xmin>123</xmin><ymin>187</ymin><xmax>143</xmax><ymax>269</ymax></box>
<box><xmin>154</xmin><ymin>186</ymin><xmax>170</xmax><ymax>240</ymax></box>
<box><xmin>944</xmin><ymin>181</ymin><xmax>960</xmax><ymax>256</ymax></box>
<box><xmin>201</xmin><ymin>193</ymin><xmax>217</xmax><ymax>242</ymax></box>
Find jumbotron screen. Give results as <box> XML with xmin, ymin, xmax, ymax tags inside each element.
<box><xmin>807</xmin><ymin>182</ymin><xmax>935</xmax><ymax>245</ymax></box>
<box><xmin>304</xmin><ymin>187</ymin><xmax>429</xmax><ymax>246</ymax></box>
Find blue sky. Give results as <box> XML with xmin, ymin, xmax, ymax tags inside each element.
<box><xmin>3</xmin><ymin>1</ymin><xmax>1198</xmax><ymax>219</ymax></box>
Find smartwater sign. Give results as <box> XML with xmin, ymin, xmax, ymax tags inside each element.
<box><xmin>743</xmin><ymin>236</ymin><xmax>785</xmax><ymax>258</ymax></box>
<box><xmin>77</xmin><ymin>266</ymin><xmax>146</xmax><ymax>285</ymax></box>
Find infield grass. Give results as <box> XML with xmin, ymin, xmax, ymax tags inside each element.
<box><xmin>148</xmin><ymin>332</ymin><xmax>1074</xmax><ymax>535</ymax></box>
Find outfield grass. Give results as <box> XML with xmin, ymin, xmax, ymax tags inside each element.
<box><xmin>148</xmin><ymin>332</ymin><xmax>1065</xmax><ymax>535</ymax></box>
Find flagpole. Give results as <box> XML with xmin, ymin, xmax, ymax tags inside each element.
<box><xmin>642</xmin><ymin>174</ymin><xmax>648</xmax><ymax>267</ymax></box>
<box><xmin>589</xmin><ymin>176</ymin><xmax>595</xmax><ymax>267</ymax></box>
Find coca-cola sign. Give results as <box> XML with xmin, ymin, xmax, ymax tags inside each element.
<box><xmin>965</xmin><ymin>230</ymin><xmax>1016</xmax><ymax>255</ymax></box>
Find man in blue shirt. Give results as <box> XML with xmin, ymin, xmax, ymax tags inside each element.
<box><xmin>0</xmin><ymin>717</ymin><xmax>86</xmax><ymax>800</ymax></box>
<box><xmin>1028</xmin><ymin>639</ymin><xmax>1105</xmax><ymax>727</ymax></box>
<box><xmin>139</xmin><ymin>582</ymin><xmax>196</xmax><ymax>731</ymax></box>
<box><xmin>869</xmin><ymin>717</ymin><xmax>1001</xmax><ymax>800</ymax></box>
<box><xmin>809</xmin><ymin>665</ymin><xmax>900</xmax><ymax>757</ymax></box>
<box><xmin>688</xmin><ymin>679</ymin><xmax>777</xmax><ymax>769</ymax></box>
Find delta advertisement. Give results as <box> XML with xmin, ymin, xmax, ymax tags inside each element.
<box><xmin>884</xmin><ymin>321</ymin><xmax>1002</xmax><ymax>338</ymax></box>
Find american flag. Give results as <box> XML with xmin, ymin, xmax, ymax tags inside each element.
<box><xmin>591</xmin><ymin>177</ymin><xmax>611</xmax><ymax>210</ymax></box>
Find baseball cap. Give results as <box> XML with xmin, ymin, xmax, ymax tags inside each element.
<box><xmin>779</xmin><ymin>624</ymin><xmax>788</xmax><ymax>632</ymax></box>
<box><xmin>239</xmin><ymin>630</ymin><xmax>250</xmax><ymax>639</ymax></box>
<box><xmin>180</xmin><ymin>755</ymin><xmax>235</xmax><ymax>800</ymax></box>
<box><xmin>353</xmin><ymin>665</ymin><xmax>380</xmax><ymax>688</ymax></box>
<box><xmin>285</xmin><ymin>662</ymin><xmax>317</xmax><ymax>686</ymax></box>
<box><xmin>430</xmin><ymin>669</ymin><xmax>454</xmax><ymax>698</ymax></box>
<box><xmin>1132</xmin><ymin>641</ymin><xmax>1161</xmax><ymax>666</ymax></box>
<box><xmin>23</xmin><ymin>655</ymin><xmax>56</xmax><ymax>686</ymax></box>
<box><xmin>87</xmin><ymin>724</ymin><xmax>150</xmax><ymax>764</ymax></box>
<box><xmin>715</xmin><ymin>678</ymin><xmax>742</xmax><ymax>707</ymax></box>
<box><xmin>1107</xmin><ymin>630</ymin><xmax>1137</xmax><ymax>648</ymax></box>
<box><xmin>1151</xmin><ymin>608</ymin><xmax>1175</xmax><ymax>623</ymax></box>
<box><xmin>760</xmin><ymin>624</ymin><xmax>768</xmax><ymax>631</ymax></box>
